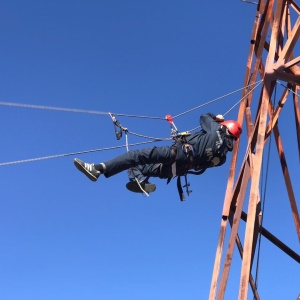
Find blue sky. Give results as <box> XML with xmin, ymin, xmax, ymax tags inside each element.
<box><xmin>0</xmin><ymin>1</ymin><xmax>299</xmax><ymax>299</ymax></box>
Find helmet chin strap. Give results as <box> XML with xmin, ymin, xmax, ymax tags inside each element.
<box><xmin>221</xmin><ymin>125</ymin><xmax>230</xmax><ymax>136</ymax></box>
<box><xmin>221</xmin><ymin>125</ymin><xmax>236</xmax><ymax>141</ymax></box>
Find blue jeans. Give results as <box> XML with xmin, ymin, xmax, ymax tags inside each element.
<box><xmin>103</xmin><ymin>146</ymin><xmax>171</xmax><ymax>181</ymax></box>
<box><xmin>128</xmin><ymin>164</ymin><xmax>163</xmax><ymax>182</ymax></box>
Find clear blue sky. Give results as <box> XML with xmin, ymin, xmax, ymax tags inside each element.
<box><xmin>0</xmin><ymin>1</ymin><xmax>299</xmax><ymax>299</ymax></box>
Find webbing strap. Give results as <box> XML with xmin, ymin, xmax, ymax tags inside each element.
<box><xmin>177</xmin><ymin>177</ymin><xmax>185</xmax><ymax>201</ymax></box>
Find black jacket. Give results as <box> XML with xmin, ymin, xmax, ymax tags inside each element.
<box><xmin>185</xmin><ymin>113</ymin><xmax>233</xmax><ymax>169</ymax></box>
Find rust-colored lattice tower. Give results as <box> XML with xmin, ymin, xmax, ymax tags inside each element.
<box><xmin>209</xmin><ymin>1</ymin><xmax>300</xmax><ymax>299</ymax></box>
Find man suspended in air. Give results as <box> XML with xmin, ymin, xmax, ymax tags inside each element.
<box><xmin>73</xmin><ymin>113</ymin><xmax>242</xmax><ymax>194</ymax></box>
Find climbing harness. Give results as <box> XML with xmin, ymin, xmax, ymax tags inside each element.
<box><xmin>165</xmin><ymin>114</ymin><xmax>204</xmax><ymax>201</ymax></box>
<box><xmin>164</xmin><ymin>114</ymin><xmax>238</xmax><ymax>201</ymax></box>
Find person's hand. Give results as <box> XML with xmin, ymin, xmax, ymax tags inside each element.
<box><xmin>215</xmin><ymin>114</ymin><xmax>224</xmax><ymax>122</ymax></box>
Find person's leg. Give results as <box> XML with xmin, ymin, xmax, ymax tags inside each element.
<box><xmin>127</xmin><ymin>164</ymin><xmax>163</xmax><ymax>182</ymax></box>
<box><xmin>101</xmin><ymin>146</ymin><xmax>170</xmax><ymax>177</ymax></box>
<box><xmin>126</xmin><ymin>164</ymin><xmax>162</xmax><ymax>193</ymax></box>
<box><xmin>74</xmin><ymin>146</ymin><xmax>171</xmax><ymax>182</ymax></box>
<box><xmin>125</xmin><ymin>163</ymin><xmax>175</xmax><ymax>193</ymax></box>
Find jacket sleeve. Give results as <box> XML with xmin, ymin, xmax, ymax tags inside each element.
<box><xmin>199</xmin><ymin>113</ymin><xmax>221</xmax><ymax>132</ymax></box>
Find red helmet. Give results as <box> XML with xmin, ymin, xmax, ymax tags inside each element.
<box><xmin>221</xmin><ymin>120</ymin><xmax>242</xmax><ymax>140</ymax></box>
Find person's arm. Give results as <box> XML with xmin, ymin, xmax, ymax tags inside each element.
<box><xmin>200</xmin><ymin>113</ymin><xmax>224</xmax><ymax>132</ymax></box>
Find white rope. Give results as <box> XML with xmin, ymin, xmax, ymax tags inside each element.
<box><xmin>0</xmin><ymin>140</ymin><xmax>164</xmax><ymax>167</ymax></box>
<box><xmin>0</xmin><ymin>80</ymin><xmax>263</xmax><ymax>122</ymax></box>
<box><xmin>128</xmin><ymin>131</ymin><xmax>172</xmax><ymax>141</ymax></box>
<box><xmin>172</xmin><ymin>80</ymin><xmax>263</xmax><ymax>119</ymax></box>
<box><xmin>223</xmin><ymin>80</ymin><xmax>263</xmax><ymax>116</ymax></box>
<box><xmin>0</xmin><ymin>101</ymin><xmax>164</xmax><ymax>120</ymax></box>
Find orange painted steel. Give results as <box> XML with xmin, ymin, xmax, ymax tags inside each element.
<box><xmin>209</xmin><ymin>1</ymin><xmax>300</xmax><ymax>299</ymax></box>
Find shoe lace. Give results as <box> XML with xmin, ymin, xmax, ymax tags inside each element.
<box><xmin>85</xmin><ymin>163</ymin><xmax>96</xmax><ymax>172</ymax></box>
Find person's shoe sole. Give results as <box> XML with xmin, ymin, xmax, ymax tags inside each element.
<box><xmin>74</xmin><ymin>158</ymin><xmax>98</xmax><ymax>182</ymax></box>
<box><xmin>126</xmin><ymin>181</ymin><xmax>156</xmax><ymax>193</ymax></box>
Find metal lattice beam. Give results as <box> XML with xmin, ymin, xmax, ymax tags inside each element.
<box><xmin>209</xmin><ymin>1</ymin><xmax>300</xmax><ymax>299</ymax></box>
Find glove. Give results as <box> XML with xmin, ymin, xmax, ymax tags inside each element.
<box><xmin>215</xmin><ymin>114</ymin><xmax>224</xmax><ymax>122</ymax></box>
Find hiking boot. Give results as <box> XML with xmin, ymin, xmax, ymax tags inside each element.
<box><xmin>126</xmin><ymin>180</ymin><xmax>156</xmax><ymax>193</ymax></box>
<box><xmin>74</xmin><ymin>158</ymin><xmax>101</xmax><ymax>182</ymax></box>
